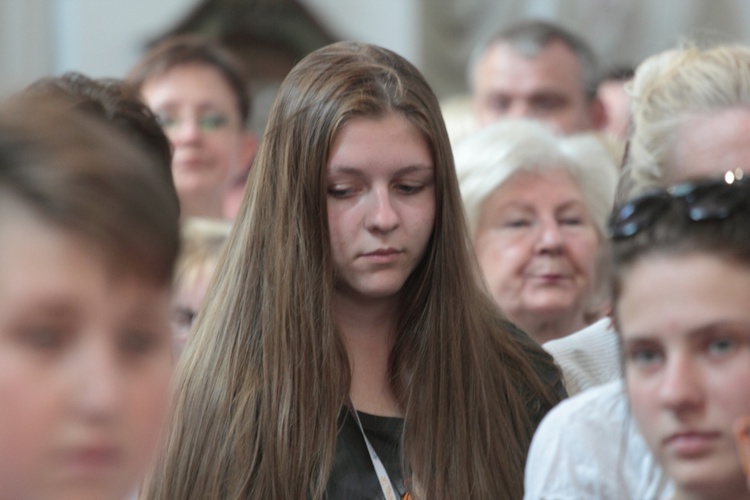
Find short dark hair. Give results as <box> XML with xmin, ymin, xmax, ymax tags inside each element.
<box><xmin>0</xmin><ymin>95</ymin><xmax>180</xmax><ymax>284</ymax></box>
<box><xmin>26</xmin><ymin>72</ymin><xmax>175</xmax><ymax>196</ymax></box>
<box><xmin>127</xmin><ymin>35</ymin><xmax>252</xmax><ymax>126</ymax></box>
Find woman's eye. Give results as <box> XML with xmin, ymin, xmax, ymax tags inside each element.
<box><xmin>395</xmin><ymin>183</ymin><xmax>423</xmax><ymax>194</ymax></box>
<box><xmin>706</xmin><ymin>336</ymin><xmax>737</xmax><ymax>357</ymax></box>
<box><xmin>327</xmin><ymin>186</ymin><xmax>355</xmax><ymax>198</ymax></box>
<box><xmin>505</xmin><ymin>219</ymin><xmax>531</xmax><ymax>228</ymax></box>
<box><xmin>560</xmin><ymin>217</ymin><xmax>583</xmax><ymax>226</ymax></box>
<box><xmin>198</xmin><ymin>114</ymin><xmax>229</xmax><ymax>132</ymax></box>
<box><xmin>155</xmin><ymin>114</ymin><xmax>178</xmax><ymax>130</ymax></box>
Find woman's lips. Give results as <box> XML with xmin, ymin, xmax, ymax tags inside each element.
<box><xmin>362</xmin><ymin>248</ymin><xmax>402</xmax><ymax>264</ymax></box>
<box><xmin>663</xmin><ymin>431</ymin><xmax>721</xmax><ymax>457</ymax></box>
<box><xmin>62</xmin><ymin>445</ymin><xmax>122</xmax><ymax>475</ymax></box>
<box><xmin>531</xmin><ymin>273</ymin><xmax>571</xmax><ymax>284</ymax></box>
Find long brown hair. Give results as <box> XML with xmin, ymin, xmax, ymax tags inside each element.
<box><xmin>142</xmin><ymin>41</ymin><xmax>560</xmax><ymax>499</ymax></box>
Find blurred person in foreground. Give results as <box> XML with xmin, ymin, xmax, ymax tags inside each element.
<box><xmin>0</xmin><ymin>96</ymin><xmax>179</xmax><ymax>499</ymax></box>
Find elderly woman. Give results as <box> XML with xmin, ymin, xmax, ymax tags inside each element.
<box><xmin>455</xmin><ymin>119</ymin><xmax>617</xmax><ymax>344</ymax></box>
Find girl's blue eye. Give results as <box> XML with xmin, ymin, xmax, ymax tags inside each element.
<box><xmin>707</xmin><ymin>337</ymin><xmax>736</xmax><ymax>356</ymax></box>
<box><xmin>627</xmin><ymin>345</ymin><xmax>663</xmax><ymax>368</ymax></box>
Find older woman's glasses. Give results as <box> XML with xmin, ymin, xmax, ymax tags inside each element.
<box><xmin>608</xmin><ymin>171</ymin><xmax>750</xmax><ymax>239</ymax></box>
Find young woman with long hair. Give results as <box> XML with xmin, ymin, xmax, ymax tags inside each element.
<box><xmin>142</xmin><ymin>41</ymin><xmax>563</xmax><ymax>499</ymax></box>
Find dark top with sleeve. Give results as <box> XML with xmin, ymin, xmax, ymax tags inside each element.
<box><xmin>323</xmin><ymin>320</ymin><xmax>566</xmax><ymax>499</ymax></box>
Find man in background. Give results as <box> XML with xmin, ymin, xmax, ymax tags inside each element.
<box><xmin>469</xmin><ymin>20</ymin><xmax>606</xmax><ymax>134</ymax></box>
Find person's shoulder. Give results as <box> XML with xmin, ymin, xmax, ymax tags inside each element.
<box><xmin>524</xmin><ymin>381</ymin><xmax>630</xmax><ymax>500</ymax></box>
<box><xmin>544</xmin><ymin>378</ymin><xmax>626</xmax><ymax>424</ymax></box>
<box><xmin>543</xmin><ymin>318</ymin><xmax>620</xmax><ymax>395</ymax></box>
<box><xmin>529</xmin><ymin>380</ymin><xmax>628</xmax><ymax>468</ymax></box>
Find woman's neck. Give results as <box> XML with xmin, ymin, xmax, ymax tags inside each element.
<box><xmin>334</xmin><ymin>292</ymin><xmax>403</xmax><ymax>417</ymax></box>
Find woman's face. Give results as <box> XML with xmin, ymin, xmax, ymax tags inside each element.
<box><xmin>140</xmin><ymin>63</ymin><xmax>254</xmax><ymax>218</ymax></box>
<box><xmin>619</xmin><ymin>253</ymin><xmax>750</xmax><ymax>500</ymax></box>
<box><xmin>0</xmin><ymin>202</ymin><xmax>174</xmax><ymax>500</ymax></box>
<box><xmin>473</xmin><ymin>169</ymin><xmax>599</xmax><ymax>341</ymax></box>
<box><xmin>326</xmin><ymin>112</ymin><xmax>435</xmax><ymax>303</ymax></box>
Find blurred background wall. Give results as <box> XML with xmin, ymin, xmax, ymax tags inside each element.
<box><xmin>2</xmin><ymin>0</ymin><xmax>749</xmax><ymax>122</ymax></box>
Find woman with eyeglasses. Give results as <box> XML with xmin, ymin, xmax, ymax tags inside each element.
<box><xmin>525</xmin><ymin>44</ymin><xmax>750</xmax><ymax>500</ymax></box>
<box><xmin>128</xmin><ymin>36</ymin><xmax>257</xmax><ymax>220</ymax></box>
<box><xmin>611</xmin><ymin>174</ymin><xmax>750</xmax><ymax>500</ymax></box>
<box><xmin>140</xmin><ymin>42</ymin><xmax>564</xmax><ymax>499</ymax></box>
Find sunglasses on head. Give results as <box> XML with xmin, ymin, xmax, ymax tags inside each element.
<box><xmin>608</xmin><ymin>170</ymin><xmax>750</xmax><ymax>240</ymax></box>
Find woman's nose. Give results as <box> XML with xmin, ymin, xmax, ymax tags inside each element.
<box><xmin>169</xmin><ymin>119</ymin><xmax>202</xmax><ymax>145</ymax></box>
<box><xmin>535</xmin><ymin>219</ymin><xmax>564</xmax><ymax>254</ymax></box>
<box><xmin>366</xmin><ymin>186</ymin><xmax>399</xmax><ymax>233</ymax></box>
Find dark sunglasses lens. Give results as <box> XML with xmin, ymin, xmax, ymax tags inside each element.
<box><xmin>610</xmin><ymin>193</ymin><xmax>671</xmax><ymax>239</ymax></box>
<box><xmin>679</xmin><ymin>180</ymin><xmax>747</xmax><ymax>221</ymax></box>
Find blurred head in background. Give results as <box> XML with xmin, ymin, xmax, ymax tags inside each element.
<box><xmin>129</xmin><ymin>35</ymin><xmax>256</xmax><ymax>220</ymax></box>
<box><xmin>470</xmin><ymin>19</ymin><xmax>606</xmax><ymax>134</ymax></box>
<box><xmin>456</xmin><ymin>119</ymin><xmax>617</xmax><ymax>343</ymax></box>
